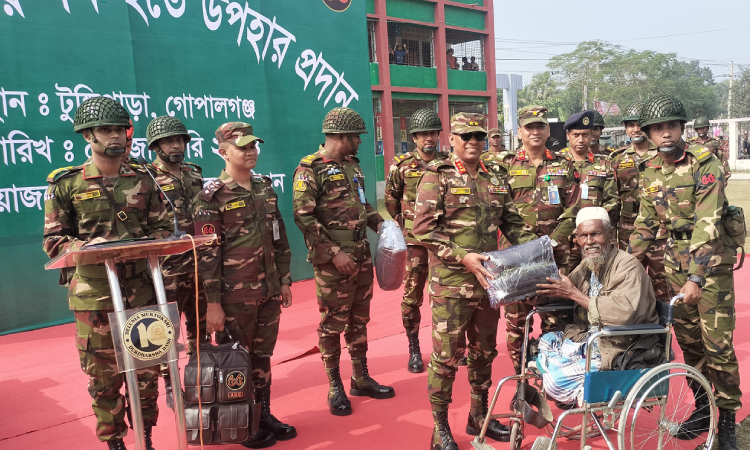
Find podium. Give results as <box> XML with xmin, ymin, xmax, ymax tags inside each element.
<box><xmin>45</xmin><ymin>235</ymin><xmax>216</xmax><ymax>450</ymax></box>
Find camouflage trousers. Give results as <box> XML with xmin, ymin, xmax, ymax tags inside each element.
<box><xmin>74</xmin><ymin>310</ymin><xmax>159</xmax><ymax>442</ymax></box>
<box><xmin>164</xmin><ymin>275</ymin><xmax>207</xmax><ymax>355</ymax></box>
<box><xmin>620</xmin><ymin>219</ymin><xmax>669</xmax><ymax>301</ymax></box>
<box><xmin>504</xmin><ymin>301</ymin><xmax>568</xmax><ymax>372</ymax></box>
<box><xmin>314</xmin><ymin>256</ymin><xmax>374</xmax><ymax>369</ymax></box>
<box><xmin>428</xmin><ymin>294</ymin><xmax>499</xmax><ymax>409</ymax></box>
<box><xmin>222</xmin><ymin>297</ymin><xmax>282</xmax><ymax>391</ymax></box>
<box><xmin>401</xmin><ymin>244</ymin><xmax>429</xmax><ymax>335</ymax></box>
<box><xmin>666</xmin><ymin>267</ymin><xmax>742</xmax><ymax>411</ymax></box>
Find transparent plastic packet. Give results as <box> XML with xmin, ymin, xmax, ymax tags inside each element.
<box><xmin>482</xmin><ymin>236</ymin><xmax>561</xmax><ymax>308</ymax></box>
<box><xmin>375</xmin><ymin>220</ymin><xmax>408</xmax><ymax>290</ymax></box>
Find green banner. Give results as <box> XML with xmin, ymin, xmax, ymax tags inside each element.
<box><xmin>0</xmin><ymin>0</ymin><xmax>374</xmax><ymax>334</ymax></box>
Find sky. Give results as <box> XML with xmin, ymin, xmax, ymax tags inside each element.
<box><xmin>492</xmin><ymin>0</ymin><xmax>750</xmax><ymax>85</ymax></box>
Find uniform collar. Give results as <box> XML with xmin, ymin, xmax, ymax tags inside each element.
<box><xmin>647</xmin><ymin>140</ymin><xmax>687</xmax><ymax>168</ymax></box>
<box><xmin>82</xmin><ymin>157</ymin><xmax>136</xmax><ymax>179</ymax></box>
<box><xmin>319</xmin><ymin>145</ymin><xmax>351</xmax><ymax>164</ymax></box>
<box><xmin>152</xmin><ymin>158</ymin><xmax>191</xmax><ymax>173</ymax></box>
<box><xmin>450</xmin><ymin>155</ymin><xmax>488</xmax><ymax>175</ymax></box>
<box><xmin>516</xmin><ymin>148</ymin><xmax>554</xmax><ymax>161</ymax></box>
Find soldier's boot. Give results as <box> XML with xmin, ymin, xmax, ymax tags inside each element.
<box><xmin>242</xmin><ymin>429</ymin><xmax>276</xmax><ymax>449</ymax></box>
<box><xmin>106</xmin><ymin>438</ymin><xmax>127</xmax><ymax>450</ymax></box>
<box><xmin>406</xmin><ymin>333</ymin><xmax>424</xmax><ymax>373</ymax></box>
<box><xmin>430</xmin><ymin>409</ymin><xmax>458</xmax><ymax>450</ymax></box>
<box><xmin>257</xmin><ymin>386</ymin><xmax>297</xmax><ymax>441</ymax></box>
<box><xmin>718</xmin><ymin>409</ymin><xmax>739</xmax><ymax>450</ymax></box>
<box><xmin>457</xmin><ymin>355</ymin><xmax>468</xmax><ymax>366</ymax></box>
<box><xmin>466</xmin><ymin>390</ymin><xmax>510</xmax><ymax>442</ymax></box>
<box><xmin>144</xmin><ymin>426</ymin><xmax>156</xmax><ymax>450</ymax></box>
<box><xmin>675</xmin><ymin>385</ymin><xmax>712</xmax><ymax>440</ymax></box>
<box><xmin>326</xmin><ymin>367</ymin><xmax>352</xmax><ymax>416</ymax></box>
<box><xmin>350</xmin><ymin>357</ymin><xmax>395</xmax><ymax>399</ymax></box>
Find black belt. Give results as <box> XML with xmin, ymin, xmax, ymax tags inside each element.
<box><xmin>670</xmin><ymin>230</ymin><xmax>693</xmax><ymax>240</ymax></box>
<box><xmin>328</xmin><ymin>227</ymin><xmax>367</xmax><ymax>242</ymax></box>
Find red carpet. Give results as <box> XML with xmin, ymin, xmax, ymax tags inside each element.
<box><xmin>1</xmin><ymin>270</ymin><xmax>749</xmax><ymax>450</ymax></box>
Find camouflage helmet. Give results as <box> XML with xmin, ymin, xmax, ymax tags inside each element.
<box><xmin>638</xmin><ymin>95</ymin><xmax>687</xmax><ymax>129</ymax></box>
<box><xmin>73</xmin><ymin>96</ymin><xmax>131</xmax><ymax>133</ymax></box>
<box><xmin>321</xmin><ymin>107</ymin><xmax>368</xmax><ymax>134</ymax></box>
<box><xmin>408</xmin><ymin>108</ymin><xmax>442</xmax><ymax>134</ymax></box>
<box><xmin>620</xmin><ymin>101</ymin><xmax>645</xmax><ymax>123</ymax></box>
<box><xmin>592</xmin><ymin>110</ymin><xmax>606</xmax><ymax>128</ymax></box>
<box><xmin>146</xmin><ymin>115</ymin><xmax>191</xmax><ymax>148</ymax></box>
<box><xmin>694</xmin><ymin>115</ymin><xmax>711</xmax><ymax>129</ymax></box>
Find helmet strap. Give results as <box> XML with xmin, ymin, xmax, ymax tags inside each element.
<box><xmin>631</xmin><ymin>135</ymin><xmax>646</xmax><ymax>144</ymax></box>
<box><xmin>155</xmin><ymin>147</ymin><xmax>184</xmax><ymax>164</ymax></box>
<box><xmin>89</xmin><ymin>129</ymin><xmax>125</xmax><ymax>157</ymax></box>
<box><xmin>659</xmin><ymin>146</ymin><xmax>677</xmax><ymax>154</ymax></box>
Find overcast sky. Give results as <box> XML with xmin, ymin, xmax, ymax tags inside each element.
<box><xmin>492</xmin><ymin>0</ymin><xmax>750</xmax><ymax>85</ymax></box>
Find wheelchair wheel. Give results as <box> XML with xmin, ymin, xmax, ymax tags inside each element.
<box><xmin>531</xmin><ymin>436</ymin><xmax>557</xmax><ymax>450</ymax></box>
<box><xmin>617</xmin><ymin>363</ymin><xmax>716</xmax><ymax>450</ymax></box>
<box><xmin>509</xmin><ymin>421</ymin><xmax>523</xmax><ymax>450</ymax></box>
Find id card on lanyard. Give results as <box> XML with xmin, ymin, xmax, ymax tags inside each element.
<box><xmin>353</xmin><ymin>177</ymin><xmax>366</xmax><ymax>204</ymax></box>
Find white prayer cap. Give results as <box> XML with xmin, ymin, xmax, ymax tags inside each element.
<box><xmin>576</xmin><ymin>207</ymin><xmax>610</xmax><ymax>228</ymax></box>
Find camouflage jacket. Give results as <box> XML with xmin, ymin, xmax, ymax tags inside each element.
<box><xmin>413</xmin><ymin>155</ymin><xmax>537</xmax><ymax>298</ymax></box>
<box><xmin>150</xmin><ymin>159</ymin><xmax>204</xmax><ymax>277</ymax></box>
<box><xmin>43</xmin><ymin>158</ymin><xmax>172</xmax><ymax>310</ymax></box>
<box><xmin>501</xmin><ymin>148</ymin><xmax>581</xmax><ymax>268</ymax></box>
<box><xmin>589</xmin><ymin>143</ymin><xmax>616</xmax><ymax>157</ymax></box>
<box><xmin>630</xmin><ymin>142</ymin><xmax>735</xmax><ymax>276</ymax></box>
<box><xmin>191</xmin><ymin>170</ymin><xmax>291</xmax><ymax>305</ymax></box>
<box><xmin>292</xmin><ymin>146</ymin><xmax>383</xmax><ymax>265</ymax></box>
<box><xmin>384</xmin><ymin>150</ymin><xmax>447</xmax><ymax>244</ymax></box>
<box><xmin>611</xmin><ymin>143</ymin><xmax>658</xmax><ymax>222</ymax></box>
<box><xmin>687</xmin><ymin>136</ymin><xmax>731</xmax><ymax>179</ymax></box>
<box><xmin>562</xmin><ymin>150</ymin><xmax>619</xmax><ymax>223</ymax></box>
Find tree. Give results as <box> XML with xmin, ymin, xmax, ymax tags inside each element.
<box><xmin>728</xmin><ymin>65</ymin><xmax>750</xmax><ymax>118</ymax></box>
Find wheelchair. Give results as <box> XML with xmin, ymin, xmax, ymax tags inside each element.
<box><xmin>471</xmin><ymin>294</ymin><xmax>717</xmax><ymax>450</ymax></box>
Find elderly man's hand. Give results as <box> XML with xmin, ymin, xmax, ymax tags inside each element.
<box><xmin>460</xmin><ymin>252</ymin><xmax>494</xmax><ymax>289</ymax></box>
<box><xmin>536</xmin><ymin>270</ymin><xmax>577</xmax><ymax>300</ymax></box>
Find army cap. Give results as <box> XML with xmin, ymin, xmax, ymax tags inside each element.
<box><xmin>518</xmin><ymin>105</ymin><xmax>548</xmax><ymax>127</ymax></box>
<box><xmin>215</xmin><ymin>122</ymin><xmax>264</xmax><ymax>146</ymax></box>
<box><xmin>638</xmin><ymin>95</ymin><xmax>687</xmax><ymax>129</ymax></box>
<box><xmin>564</xmin><ymin>110</ymin><xmax>594</xmax><ymax>131</ymax></box>
<box><xmin>73</xmin><ymin>96</ymin><xmax>131</xmax><ymax>133</ymax></box>
<box><xmin>450</xmin><ymin>112</ymin><xmax>487</xmax><ymax>133</ymax></box>
<box><xmin>694</xmin><ymin>116</ymin><xmax>711</xmax><ymax>128</ymax></box>
<box><xmin>488</xmin><ymin>127</ymin><xmax>503</xmax><ymax>137</ymax></box>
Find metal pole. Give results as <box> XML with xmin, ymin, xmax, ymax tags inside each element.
<box><xmin>148</xmin><ymin>254</ymin><xmax>189</xmax><ymax>450</ymax></box>
<box><xmin>105</xmin><ymin>258</ymin><xmax>146</xmax><ymax>450</ymax></box>
<box><xmin>728</xmin><ymin>61</ymin><xmax>734</xmax><ymax>118</ymax></box>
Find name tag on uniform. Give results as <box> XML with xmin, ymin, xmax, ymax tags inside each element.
<box><xmin>405</xmin><ymin>171</ymin><xmax>423</xmax><ymax>178</ymax></box>
<box><xmin>451</xmin><ymin>188</ymin><xmax>471</xmax><ymax>195</ymax></box>
<box><xmin>329</xmin><ymin>174</ymin><xmax>345</xmax><ymax>181</ymax></box>
<box><xmin>581</xmin><ymin>183</ymin><xmax>589</xmax><ymax>200</ymax></box>
<box><xmin>619</xmin><ymin>161</ymin><xmax>634</xmax><ymax>168</ymax></box>
<box><xmin>488</xmin><ymin>186</ymin><xmax>507</xmax><ymax>194</ymax></box>
<box><xmin>509</xmin><ymin>170</ymin><xmax>529</xmax><ymax>176</ymax></box>
<box><xmin>74</xmin><ymin>190</ymin><xmax>101</xmax><ymax>201</ymax></box>
<box><xmin>226</xmin><ymin>200</ymin><xmax>246</xmax><ymax>210</ymax></box>
<box><xmin>272</xmin><ymin>220</ymin><xmax>280</xmax><ymax>241</ymax></box>
<box><xmin>161</xmin><ymin>184</ymin><xmax>175</xmax><ymax>191</ymax></box>
<box><xmin>548</xmin><ymin>185</ymin><xmax>560</xmax><ymax>205</ymax></box>
<box><xmin>643</xmin><ymin>186</ymin><xmax>659</xmax><ymax>194</ymax></box>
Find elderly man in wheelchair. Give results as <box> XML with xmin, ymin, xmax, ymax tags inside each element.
<box><xmin>472</xmin><ymin>208</ymin><xmax>718</xmax><ymax>450</ymax></box>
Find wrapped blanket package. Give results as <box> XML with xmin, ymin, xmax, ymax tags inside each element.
<box><xmin>375</xmin><ymin>221</ymin><xmax>408</xmax><ymax>291</ymax></box>
<box><xmin>483</xmin><ymin>236</ymin><xmax>561</xmax><ymax>308</ymax></box>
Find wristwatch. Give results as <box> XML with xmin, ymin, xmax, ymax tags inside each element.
<box><xmin>687</xmin><ymin>274</ymin><xmax>706</xmax><ymax>288</ymax></box>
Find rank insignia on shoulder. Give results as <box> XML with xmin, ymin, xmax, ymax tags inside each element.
<box><xmin>643</xmin><ymin>186</ymin><xmax>659</xmax><ymax>194</ymax></box>
<box><xmin>293</xmin><ymin>180</ymin><xmax>307</xmax><ymax>192</ymax></box>
<box><xmin>450</xmin><ymin>188</ymin><xmax>471</xmax><ymax>195</ymax></box>
<box><xmin>454</xmin><ymin>160</ymin><xmax>467</xmax><ymax>174</ymax></box>
<box><xmin>329</xmin><ymin>174</ymin><xmax>345</xmax><ymax>181</ymax></box>
<box><xmin>510</xmin><ymin>170</ymin><xmax>529</xmax><ymax>176</ymax></box>
<box><xmin>226</xmin><ymin>200</ymin><xmax>246</xmax><ymax>210</ymax></box>
<box><xmin>405</xmin><ymin>171</ymin><xmax>422</xmax><ymax>178</ymax></box>
<box><xmin>489</xmin><ymin>186</ymin><xmax>508</xmax><ymax>194</ymax></box>
<box><xmin>161</xmin><ymin>184</ymin><xmax>175</xmax><ymax>191</ymax></box>
<box><xmin>74</xmin><ymin>190</ymin><xmax>101</xmax><ymax>201</ymax></box>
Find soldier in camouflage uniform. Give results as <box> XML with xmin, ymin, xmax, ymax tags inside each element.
<box><xmin>501</xmin><ymin>105</ymin><xmax>581</xmax><ymax>374</ymax></box>
<box><xmin>192</xmin><ymin>123</ymin><xmax>296</xmax><ymax>448</ymax></box>
<box><xmin>559</xmin><ymin>111</ymin><xmax>619</xmax><ymax>272</ymax></box>
<box><xmin>413</xmin><ymin>113</ymin><xmax>537</xmax><ymax>450</ymax></box>
<box><xmin>43</xmin><ymin>96</ymin><xmax>172</xmax><ymax>450</ymax></box>
<box><xmin>145</xmin><ymin>116</ymin><xmax>207</xmax><ymax>408</ymax></box>
<box><xmin>611</xmin><ymin>102</ymin><xmax>668</xmax><ymax>301</ymax></box>
<box><xmin>487</xmin><ymin>128</ymin><xmax>504</xmax><ymax>154</ymax></box>
<box><xmin>292</xmin><ymin>107</ymin><xmax>394</xmax><ymax>417</ymax></box>
<box><xmin>590</xmin><ymin>110</ymin><xmax>616</xmax><ymax>156</ymax></box>
<box><xmin>384</xmin><ymin>108</ymin><xmax>447</xmax><ymax>373</ymax></box>
<box><xmin>630</xmin><ymin>95</ymin><xmax>742</xmax><ymax>450</ymax></box>
<box><xmin>688</xmin><ymin>116</ymin><xmax>731</xmax><ymax>182</ymax></box>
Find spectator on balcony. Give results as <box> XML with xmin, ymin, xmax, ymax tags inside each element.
<box><xmin>446</xmin><ymin>49</ymin><xmax>458</xmax><ymax>69</ymax></box>
<box><xmin>462</xmin><ymin>57</ymin><xmax>471</xmax><ymax>70</ymax></box>
<box><xmin>393</xmin><ymin>42</ymin><xmax>408</xmax><ymax>65</ymax></box>
<box><xmin>470</xmin><ymin>56</ymin><xmax>479</xmax><ymax>71</ymax></box>
<box><xmin>388</xmin><ymin>44</ymin><xmax>394</xmax><ymax>65</ymax></box>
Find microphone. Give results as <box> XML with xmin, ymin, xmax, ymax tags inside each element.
<box><xmin>136</xmin><ymin>156</ymin><xmax>186</xmax><ymax>238</ymax></box>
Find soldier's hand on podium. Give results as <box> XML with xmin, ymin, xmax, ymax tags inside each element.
<box><xmin>206</xmin><ymin>303</ymin><xmax>226</xmax><ymax>333</ymax></box>
<box><xmin>280</xmin><ymin>285</ymin><xmax>292</xmax><ymax>308</ymax></box>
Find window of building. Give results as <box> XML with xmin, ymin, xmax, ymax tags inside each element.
<box><xmin>373</xmin><ymin>97</ymin><xmax>383</xmax><ymax>155</ymax></box>
<box><xmin>368</xmin><ymin>20</ymin><xmax>377</xmax><ymax>63</ymax></box>
<box><xmin>393</xmin><ymin>99</ymin><xmax>438</xmax><ymax>154</ymax></box>
<box><xmin>387</xmin><ymin>22</ymin><xmax>434</xmax><ymax>68</ymax></box>
<box><xmin>448</xmin><ymin>101</ymin><xmax>487</xmax><ymax>117</ymax></box>
<box><xmin>446</xmin><ymin>30</ymin><xmax>484</xmax><ymax>72</ymax></box>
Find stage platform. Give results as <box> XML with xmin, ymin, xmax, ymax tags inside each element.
<box><xmin>1</xmin><ymin>268</ymin><xmax>748</xmax><ymax>450</ymax></box>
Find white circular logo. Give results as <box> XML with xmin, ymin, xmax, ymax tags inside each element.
<box><xmin>122</xmin><ymin>310</ymin><xmax>175</xmax><ymax>361</ymax></box>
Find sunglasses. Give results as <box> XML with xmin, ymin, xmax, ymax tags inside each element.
<box><xmin>454</xmin><ymin>132</ymin><xmax>487</xmax><ymax>142</ymax></box>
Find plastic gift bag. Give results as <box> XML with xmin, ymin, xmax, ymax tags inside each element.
<box><xmin>375</xmin><ymin>220</ymin><xmax>408</xmax><ymax>291</ymax></box>
<box><xmin>483</xmin><ymin>236</ymin><xmax>561</xmax><ymax>308</ymax></box>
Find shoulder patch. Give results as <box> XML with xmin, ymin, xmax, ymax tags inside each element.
<box><xmin>185</xmin><ymin>161</ymin><xmax>203</xmax><ymax>172</ymax></box>
<box><xmin>426</xmin><ymin>159</ymin><xmax>452</xmax><ymax>173</ymax></box>
<box><xmin>128</xmin><ymin>162</ymin><xmax>148</xmax><ymax>173</ymax></box>
<box><xmin>198</xmin><ymin>179</ymin><xmax>224</xmax><ymax>201</ymax></box>
<box><xmin>686</xmin><ymin>145</ymin><xmax>714</xmax><ymax>164</ymax></box>
<box><xmin>299</xmin><ymin>152</ymin><xmax>321</xmax><ymax>168</ymax></box>
<box><xmin>47</xmin><ymin>166</ymin><xmax>82</xmax><ymax>183</ymax></box>
<box><xmin>391</xmin><ymin>152</ymin><xmax>413</xmax><ymax>166</ymax></box>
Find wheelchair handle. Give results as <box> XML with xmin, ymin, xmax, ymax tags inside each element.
<box><xmin>666</xmin><ymin>294</ymin><xmax>685</xmax><ymax>324</ymax></box>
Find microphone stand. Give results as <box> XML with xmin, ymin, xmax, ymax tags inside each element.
<box><xmin>137</xmin><ymin>156</ymin><xmax>186</xmax><ymax>239</ymax></box>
